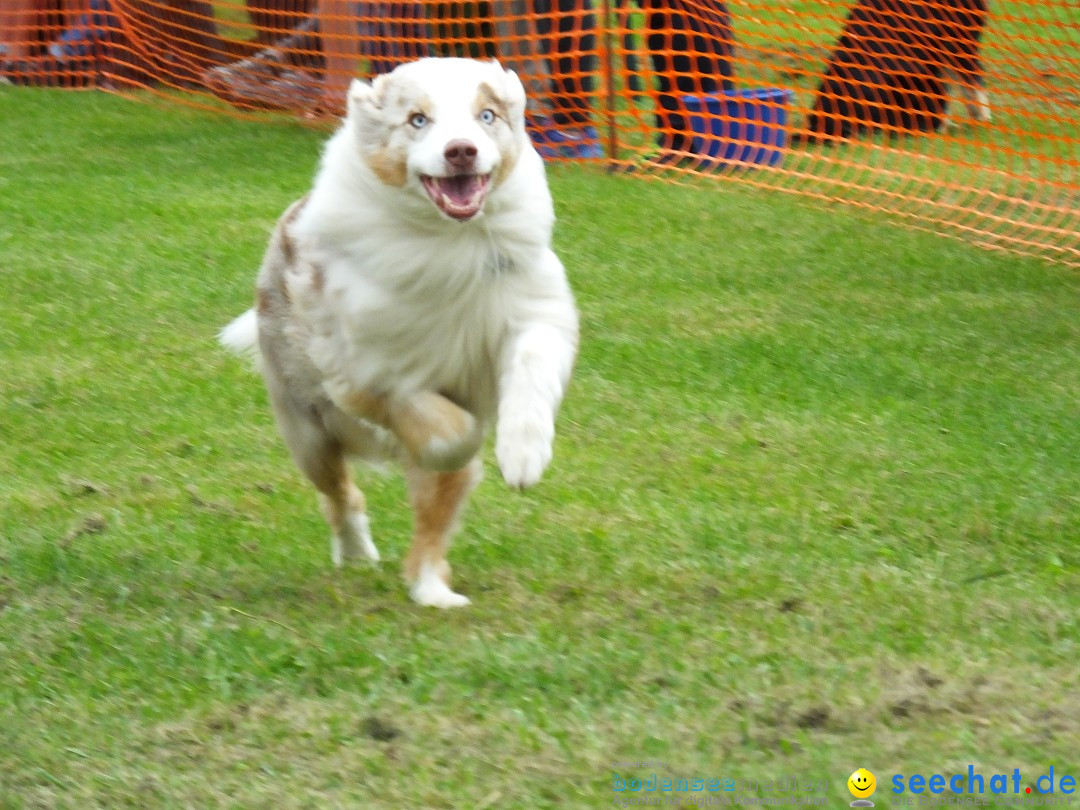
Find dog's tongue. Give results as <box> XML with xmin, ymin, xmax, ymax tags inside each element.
<box><xmin>422</xmin><ymin>174</ymin><xmax>491</xmax><ymax>221</ymax></box>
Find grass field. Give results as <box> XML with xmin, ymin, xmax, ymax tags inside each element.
<box><xmin>1</xmin><ymin>87</ymin><xmax>1078</xmax><ymax>807</ymax></box>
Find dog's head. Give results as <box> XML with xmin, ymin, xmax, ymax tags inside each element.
<box><xmin>346</xmin><ymin>58</ymin><xmax>529</xmax><ymax>222</ymax></box>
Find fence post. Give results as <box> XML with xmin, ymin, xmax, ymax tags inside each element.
<box><xmin>601</xmin><ymin>0</ymin><xmax>618</xmax><ymax>164</ymax></box>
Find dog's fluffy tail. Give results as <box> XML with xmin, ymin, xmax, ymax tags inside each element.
<box><xmin>219</xmin><ymin>309</ymin><xmax>259</xmax><ymax>358</ymax></box>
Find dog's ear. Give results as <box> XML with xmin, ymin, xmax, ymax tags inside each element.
<box><xmin>347</xmin><ymin>78</ymin><xmax>376</xmax><ymax>119</ymax></box>
<box><xmin>499</xmin><ymin>67</ymin><xmax>527</xmax><ymax>127</ymax></box>
<box><xmin>348</xmin><ymin>74</ymin><xmax>395</xmax><ymax>118</ymax></box>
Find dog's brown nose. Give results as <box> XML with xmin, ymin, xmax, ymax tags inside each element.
<box><xmin>444</xmin><ymin>139</ymin><xmax>478</xmax><ymax>170</ymax></box>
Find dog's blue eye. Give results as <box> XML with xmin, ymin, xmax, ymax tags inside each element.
<box><xmin>409</xmin><ymin>113</ymin><xmax>428</xmax><ymax>129</ymax></box>
<box><xmin>479</xmin><ymin>109</ymin><xmax>496</xmax><ymax>125</ymax></box>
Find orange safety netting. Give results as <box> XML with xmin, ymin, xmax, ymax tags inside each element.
<box><xmin>2</xmin><ymin>0</ymin><xmax>1077</xmax><ymax>266</ymax></box>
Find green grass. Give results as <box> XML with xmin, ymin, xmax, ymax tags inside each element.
<box><xmin>1</xmin><ymin>87</ymin><xmax>1078</xmax><ymax>807</ymax></box>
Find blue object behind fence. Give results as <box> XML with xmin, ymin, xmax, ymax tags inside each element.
<box><xmin>683</xmin><ymin>88</ymin><xmax>793</xmax><ymax>167</ymax></box>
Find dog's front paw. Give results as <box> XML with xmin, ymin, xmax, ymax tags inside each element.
<box><xmin>496</xmin><ymin>415</ymin><xmax>554</xmax><ymax>489</ymax></box>
<box><xmin>409</xmin><ymin>561</ymin><xmax>471</xmax><ymax>608</ymax></box>
<box><xmin>410</xmin><ymin>580</ymin><xmax>472</xmax><ymax>608</ymax></box>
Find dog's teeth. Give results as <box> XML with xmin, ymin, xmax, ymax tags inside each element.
<box><xmin>442</xmin><ymin>193</ymin><xmax>454</xmax><ymax>209</ymax></box>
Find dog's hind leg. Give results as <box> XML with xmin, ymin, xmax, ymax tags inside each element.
<box><xmin>403</xmin><ymin>458</ymin><xmax>481</xmax><ymax>608</ymax></box>
<box><xmin>317</xmin><ymin>465</ymin><xmax>380</xmax><ymax>567</ymax></box>
<box><xmin>275</xmin><ymin>403</ymin><xmax>380</xmax><ymax>566</ymax></box>
<box><xmin>957</xmin><ymin>80</ymin><xmax>992</xmax><ymax>123</ymax></box>
<box><xmin>325</xmin><ymin>386</ymin><xmax>484</xmax><ymax>472</ymax></box>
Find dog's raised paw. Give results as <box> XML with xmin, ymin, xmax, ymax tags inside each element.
<box><xmin>496</xmin><ymin>419</ymin><xmax>553</xmax><ymax>489</ymax></box>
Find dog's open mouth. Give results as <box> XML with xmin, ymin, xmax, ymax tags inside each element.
<box><xmin>420</xmin><ymin>174</ymin><xmax>492</xmax><ymax>221</ymax></box>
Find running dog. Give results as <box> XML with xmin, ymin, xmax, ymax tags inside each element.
<box><xmin>221</xmin><ymin>58</ymin><xmax>579</xmax><ymax>608</ymax></box>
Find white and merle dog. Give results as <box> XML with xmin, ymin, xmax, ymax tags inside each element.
<box><xmin>221</xmin><ymin>58</ymin><xmax>578</xmax><ymax>608</ymax></box>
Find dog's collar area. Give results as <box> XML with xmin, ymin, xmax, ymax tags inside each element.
<box><xmin>491</xmin><ymin>254</ymin><xmax>516</xmax><ymax>274</ymax></box>
<box><xmin>420</xmin><ymin>173</ymin><xmax>492</xmax><ymax>221</ymax></box>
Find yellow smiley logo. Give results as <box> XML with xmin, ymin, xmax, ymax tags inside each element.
<box><xmin>848</xmin><ymin>768</ymin><xmax>877</xmax><ymax>798</ymax></box>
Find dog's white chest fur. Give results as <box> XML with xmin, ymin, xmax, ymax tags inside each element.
<box><xmin>290</xmin><ymin>223</ymin><xmax>517</xmax><ymax>416</ymax></box>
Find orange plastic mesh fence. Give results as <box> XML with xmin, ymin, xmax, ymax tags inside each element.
<box><xmin>2</xmin><ymin>0</ymin><xmax>1077</xmax><ymax>265</ymax></box>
